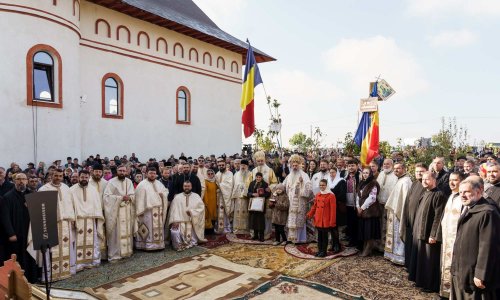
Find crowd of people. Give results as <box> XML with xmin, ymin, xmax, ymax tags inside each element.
<box><xmin>0</xmin><ymin>149</ymin><xmax>499</xmax><ymax>299</ymax></box>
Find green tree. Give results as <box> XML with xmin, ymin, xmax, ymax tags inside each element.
<box><xmin>343</xmin><ymin>132</ymin><xmax>360</xmax><ymax>156</ymax></box>
<box><xmin>379</xmin><ymin>141</ymin><xmax>392</xmax><ymax>158</ymax></box>
<box><xmin>253</xmin><ymin>128</ymin><xmax>276</xmax><ymax>152</ymax></box>
<box><xmin>251</xmin><ymin>95</ymin><xmax>284</xmax><ymax>152</ymax></box>
<box><xmin>289</xmin><ymin>132</ymin><xmax>313</xmax><ymax>152</ymax></box>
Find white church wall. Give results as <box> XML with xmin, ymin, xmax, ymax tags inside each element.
<box><xmin>0</xmin><ymin>0</ymin><xmax>82</xmax><ymax>167</ymax></box>
<box><xmin>78</xmin><ymin>2</ymin><xmax>243</xmax><ymax>160</ymax></box>
<box><xmin>0</xmin><ymin>0</ymin><xmax>245</xmax><ymax>167</ymax></box>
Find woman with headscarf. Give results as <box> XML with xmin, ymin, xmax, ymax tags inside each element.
<box><xmin>328</xmin><ymin>167</ymin><xmax>346</xmax><ymax>253</ymax></box>
<box><xmin>356</xmin><ymin>166</ymin><xmax>381</xmax><ymax>256</ymax></box>
<box><xmin>247</xmin><ymin>172</ymin><xmax>271</xmax><ymax>241</ymax></box>
<box><xmin>203</xmin><ymin>169</ymin><xmax>218</xmax><ymax>233</ymax></box>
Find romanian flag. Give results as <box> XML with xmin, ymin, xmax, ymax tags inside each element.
<box><xmin>354</xmin><ymin>82</ymin><xmax>380</xmax><ymax>166</ymax></box>
<box><xmin>240</xmin><ymin>42</ymin><xmax>263</xmax><ymax>138</ymax></box>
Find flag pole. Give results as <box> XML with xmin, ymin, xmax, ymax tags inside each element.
<box><xmin>246</xmin><ymin>39</ymin><xmax>282</xmax><ymax>152</ymax></box>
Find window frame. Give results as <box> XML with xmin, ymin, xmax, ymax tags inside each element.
<box><xmin>101</xmin><ymin>73</ymin><xmax>124</xmax><ymax>119</ymax></box>
<box><xmin>176</xmin><ymin>86</ymin><xmax>191</xmax><ymax>125</ymax></box>
<box><xmin>26</xmin><ymin>44</ymin><xmax>63</xmax><ymax>108</ymax></box>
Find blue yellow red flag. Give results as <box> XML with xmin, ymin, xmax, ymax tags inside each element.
<box><xmin>354</xmin><ymin>82</ymin><xmax>380</xmax><ymax>166</ymax></box>
<box><xmin>240</xmin><ymin>41</ymin><xmax>263</xmax><ymax>138</ymax></box>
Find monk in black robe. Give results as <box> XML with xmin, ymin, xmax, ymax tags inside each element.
<box><xmin>172</xmin><ymin>163</ymin><xmax>202</xmax><ymax>196</ymax></box>
<box><xmin>485</xmin><ymin>164</ymin><xmax>500</xmax><ymax>206</ymax></box>
<box><xmin>0</xmin><ymin>173</ymin><xmax>38</xmax><ymax>283</ymax></box>
<box><xmin>401</xmin><ymin>163</ymin><xmax>426</xmax><ymax>269</ymax></box>
<box><xmin>408</xmin><ymin>171</ymin><xmax>446</xmax><ymax>292</ymax></box>
<box><xmin>451</xmin><ymin>176</ymin><xmax>500</xmax><ymax>300</ymax></box>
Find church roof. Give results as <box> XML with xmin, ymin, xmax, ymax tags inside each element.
<box><xmin>87</xmin><ymin>0</ymin><xmax>275</xmax><ymax>64</ymax></box>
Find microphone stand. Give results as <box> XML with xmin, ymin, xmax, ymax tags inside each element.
<box><xmin>40</xmin><ymin>244</ymin><xmax>50</xmax><ymax>300</ymax></box>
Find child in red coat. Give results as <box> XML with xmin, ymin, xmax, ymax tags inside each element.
<box><xmin>307</xmin><ymin>179</ymin><xmax>337</xmax><ymax>257</ymax></box>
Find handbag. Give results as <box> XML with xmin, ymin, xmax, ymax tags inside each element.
<box><xmin>248</xmin><ymin>197</ymin><xmax>265</xmax><ymax>212</ymax></box>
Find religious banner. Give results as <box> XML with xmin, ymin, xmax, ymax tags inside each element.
<box><xmin>376</xmin><ymin>79</ymin><xmax>396</xmax><ymax>100</ymax></box>
<box><xmin>360</xmin><ymin>97</ymin><xmax>378</xmax><ymax>112</ymax></box>
<box><xmin>369</xmin><ymin>79</ymin><xmax>396</xmax><ymax>101</ymax></box>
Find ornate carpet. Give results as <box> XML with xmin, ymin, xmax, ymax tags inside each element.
<box><xmin>307</xmin><ymin>254</ymin><xmax>440</xmax><ymax>300</ymax></box>
<box><xmin>284</xmin><ymin>243</ymin><xmax>358</xmax><ymax>260</ymax></box>
<box><xmin>226</xmin><ymin>233</ymin><xmax>276</xmax><ymax>245</ymax></box>
<box><xmin>234</xmin><ymin>275</ymin><xmax>365</xmax><ymax>300</ymax></box>
<box><xmin>53</xmin><ymin>246</ymin><xmax>206</xmax><ymax>290</ymax></box>
<box><xmin>208</xmin><ymin>243</ymin><xmax>337</xmax><ymax>278</ymax></box>
<box><xmin>92</xmin><ymin>253</ymin><xmax>279</xmax><ymax>300</ymax></box>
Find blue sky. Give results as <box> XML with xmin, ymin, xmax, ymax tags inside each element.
<box><xmin>194</xmin><ymin>0</ymin><xmax>500</xmax><ymax>147</ymax></box>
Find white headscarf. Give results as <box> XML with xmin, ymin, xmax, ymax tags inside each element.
<box><xmin>328</xmin><ymin>170</ymin><xmax>344</xmax><ymax>190</ymax></box>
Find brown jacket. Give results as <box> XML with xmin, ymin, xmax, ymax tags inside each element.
<box><xmin>451</xmin><ymin>198</ymin><xmax>500</xmax><ymax>293</ymax></box>
<box><xmin>271</xmin><ymin>193</ymin><xmax>289</xmax><ymax>225</ymax></box>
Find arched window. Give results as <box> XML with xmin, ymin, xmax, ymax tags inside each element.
<box><xmin>27</xmin><ymin>44</ymin><xmax>63</xmax><ymax>108</ymax></box>
<box><xmin>102</xmin><ymin>73</ymin><xmax>124</xmax><ymax>119</ymax></box>
<box><xmin>176</xmin><ymin>86</ymin><xmax>190</xmax><ymax>124</ymax></box>
<box><xmin>33</xmin><ymin>52</ymin><xmax>54</xmax><ymax>101</ymax></box>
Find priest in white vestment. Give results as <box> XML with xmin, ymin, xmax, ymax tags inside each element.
<box><xmin>168</xmin><ymin>181</ymin><xmax>207</xmax><ymax>251</ymax></box>
<box><xmin>439</xmin><ymin>172</ymin><xmax>463</xmax><ymax>298</ymax></box>
<box><xmin>252</xmin><ymin>151</ymin><xmax>278</xmax><ymax>239</ymax></box>
<box><xmin>376</xmin><ymin>159</ymin><xmax>398</xmax><ymax>251</ymax></box>
<box><xmin>384</xmin><ymin>163</ymin><xmax>412</xmax><ymax>265</ymax></box>
<box><xmin>216</xmin><ymin>159</ymin><xmax>234</xmax><ymax>233</ymax></box>
<box><xmin>89</xmin><ymin>164</ymin><xmax>108</xmax><ymax>260</ymax></box>
<box><xmin>103</xmin><ymin>166</ymin><xmax>135</xmax><ymax>261</ymax></box>
<box><xmin>231</xmin><ymin>160</ymin><xmax>253</xmax><ymax>234</ymax></box>
<box><xmin>69</xmin><ymin>171</ymin><xmax>104</xmax><ymax>271</ymax></box>
<box><xmin>135</xmin><ymin>167</ymin><xmax>169</xmax><ymax>250</ymax></box>
<box><xmin>283</xmin><ymin>155</ymin><xmax>313</xmax><ymax>243</ymax></box>
<box><xmin>30</xmin><ymin>168</ymin><xmax>76</xmax><ymax>282</ymax></box>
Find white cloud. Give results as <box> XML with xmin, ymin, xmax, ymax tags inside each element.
<box><xmin>247</xmin><ymin>69</ymin><xmax>352</xmax><ymax>146</ymax></box>
<box><xmin>407</xmin><ymin>0</ymin><xmax>500</xmax><ymax>17</ymax></box>
<box><xmin>193</xmin><ymin>0</ymin><xmax>247</xmax><ymax>29</ymax></box>
<box><xmin>323</xmin><ymin>36</ymin><xmax>429</xmax><ymax>99</ymax></box>
<box><xmin>428</xmin><ymin>29</ymin><xmax>478</xmax><ymax>48</ymax></box>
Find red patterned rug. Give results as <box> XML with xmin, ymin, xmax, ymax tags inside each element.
<box><xmin>199</xmin><ymin>233</ymin><xmax>230</xmax><ymax>249</ymax></box>
<box><xmin>284</xmin><ymin>242</ymin><xmax>359</xmax><ymax>260</ymax></box>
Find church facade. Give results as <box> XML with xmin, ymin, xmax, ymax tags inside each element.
<box><xmin>0</xmin><ymin>0</ymin><xmax>274</xmax><ymax>166</ymax></box>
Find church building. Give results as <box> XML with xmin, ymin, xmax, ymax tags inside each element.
<box><xmin>0</xmin><ymin>0</ymin><xmax>274</xmax><ymax>166</ymax></box>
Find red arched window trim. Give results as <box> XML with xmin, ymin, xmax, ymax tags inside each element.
<box><xmin>73</xmin><ymin>0</ymin><xmax>80</xmax><ymax>20</ymax></box>
<box><xmin>26</xmin><ymin>44</ymin><xmax>63</xmax><ymax>108</ymax></box>
<box><xmin>156</xmin><ymin>37</ymin><xmax>168</xmax><ymax>54</ymax></box>
<box><xmin>231</xmin><ymin>61</ymin><xmax>239</xmax><ymax>73</ymax></box>
<box><xmin>137</xmin><ymin>31</ymin><xmax>150</xmax><ymax>49</ymax></box>
<box><xmin>203</xmin><ymin>52</ymin><xmax>212</xmax><ymax>66</ymax></box>
<box><xmin>101</xmin><ymin>73</ymin><xmax>124</xmax><ymax>119</ymax></box>
<box><xmin>116</xmin><ymin>25</ymin><xmax>131</xmax><ymax>43</ymax></box>
<box><xmin>173</xmin><ymin>43</ymin><xmax>184</xmax><ymax>58</ymax></box>
<box><xmin>176</xmin><ymin>86</ymin><xmax>191</xmax><ymax>125</ymax></box>
<box><xmin>217</xmin><ymin>56</ymin><xmax>225</xmax><ymax>70</ymax></box>
<box><xmin>189</xmin><ymin>48</ymin><xmax>199</xmax><ymax>62</ymax></box>
<box><xmin>95</xmin><ymin>19</ymin><xmax>111</xmax><ymax>38</ymax></box>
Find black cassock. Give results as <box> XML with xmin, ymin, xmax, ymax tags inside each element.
<box><xmin>408</xmin><ymin>188</ymin><xmax>446</xmax><ymax>292</ymax></box>
<box><xmin>0</xmin><ymin>189</ymin><xmax>39</xmax><ymax>283</ymax></box>
<box><xmin>401</xmin><ymin>180</ymin><xmax>425</xmax><ymax>269</ymax></box>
